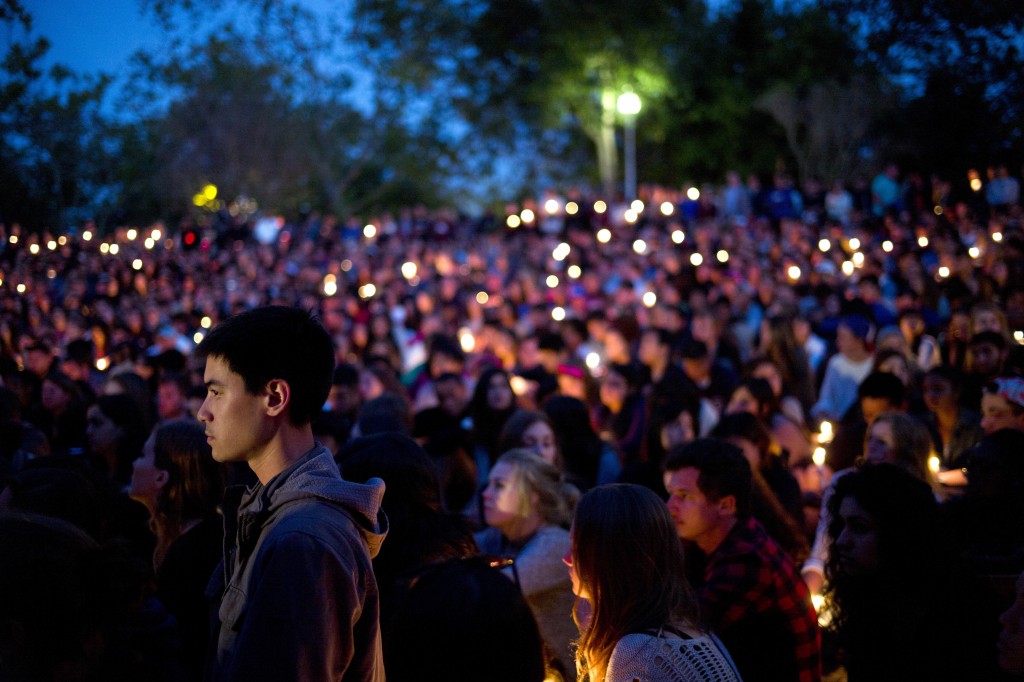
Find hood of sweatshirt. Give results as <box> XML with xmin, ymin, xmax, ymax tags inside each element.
<box><xmin>238</xmin><ymin>444</ymin><xmax>388</xmax><ymax>558</ymax></box>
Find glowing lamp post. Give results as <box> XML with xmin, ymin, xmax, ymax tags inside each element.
<box><xmin>617</xmin><ymin>91</ymin><xmax>642</xmax><ymax>201</ymax></box>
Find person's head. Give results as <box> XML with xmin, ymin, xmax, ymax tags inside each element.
<box><xmin>359</xmin><ymin>363</ymin><xmax>400</xmax><ymax>402</ymax></box>
<box><xmin>998</xmin><ymin>571</ymin><xmax>1024</xmax><ymax>676</ymax></box>
<box><xmin>638</xmin><ymin>327</ymin><xmax>672</xmax><ymax>368</ymax></box>
<box><xmin>711</xmin><ymin>411</ymin><xmax>775</xmax><ymax>471</ymax></box>
<box><xmin>130</xmin><ymin>420</ymin><xmax>224</xmax><ymax>564</ymax></box>
<box><xmin>156</xmin><ymin>372</ymin><xmax>191</xmax><ymax>421</ymax></box>
<box><xmin>598</xmin><ymin>362</ymin><xmax>638</xmax><ymax>413</ymax></box>
<box><xmin>725</xmin><ymin>377</ymin><xmax>775</xmax><ymax>420</ymax></box>
<box><xmin>473</xmin><ymin>367</ymin><xmax>515</xmax><ymax>413</ymax></box>
<box><xmin>981</xmin><ymin>378</ymin><xmax>1024</xmax><ymax>435</ymax></box>
<box><xmin>497</xmin><ymin>410</ymin><xmax>559</xmax><ymax>467</ymax></box>
<box><xmin>568</xmin><ymin>484</ymin><xmax>697</xmax><ymax>681</ymax></box>
<box><xmin>86</xmin><ymin>394</ymin><xmax>149</xmax><ymax>481</ymax></box>
<box><xmin>680</xmin><ymin>338</ymin><xmax>712</xmax><ymax>382</ymax></box>
<box><xmin>898</xmin><ymin>309</ymin><xmax>926</xmax><ymax>342</ymax></box>
<box><xmin>481</xmin><ymin>449</ymin><xmax>573</xmax><ymax>540</ymax></box>
<box><xmin>857</xmin><ymin>371</ymin><xmax>906</xmax><ymax>425</ymax></box>
<box><xmin>40</xmin><ymin>371</ymin><xmax>80</xmax><ymax>415</ymax></box>
<box><xmin>354</xmin><ymin>391</ymin><xmax>413</xmax><ymax>438</ymax></box>
<box><xmin>386</xmin><ymin>556</ymin><xmax>546</xmax><ymax>682</ymax></box>
<box><xmin>328</xmin><ymin>362</ymin><xmax>360</xmax><ymax>415</ymax></box>
<box><xmin>747</xmin><ymin>357</ymin><xmax>785</xmax><ymax>398</ymax></box>
<box><xmin>971</xmin><ymin>302</ymin><xmax>1008</xmax><ymax>337</ymax></box>
<box><xmin>969</xmin><ymin>331</ymin><xmax>1008</xmax><ymax>377</ymax></box>
<box><xmin>826</xmin><ymin>463</ymin><xmax>940</xmax><ymax>582</ymax></box>
<box><xmin>196</xmin><ymin>306</ymin><xmax>334</xmax><ymax>463</ymax></box>
<box><xmin>922</xmin><ymin>366</ymin><xmax>961</xmax><ymax>414</ymax></box>
<box><xmin>873</xmin><ymin>348</ymin><xmax>911</xmax><ymax>387</ymax></box>
<box><xmin>663</xmin><ymin>439</ymin><xmax>752</xmax><ymax>553</ymax></box>
<box><xmin>434</xmin><ymin>372</ymin><xmax>468</xmax><ymax>417</ymax></box>
<box><xmin>963</xmin><ymin>429</ymin><xmax>1024</xmax><ymax>501</ymax></box>
<box><xmin>837</xmin><ymin>315</ymin><xmax>872</xmax><ymax>357</ymax></box>
<box><xmin>861</xmin><ymin>411</ymin><xmax>932</xmax><ymax>482</ymax></box>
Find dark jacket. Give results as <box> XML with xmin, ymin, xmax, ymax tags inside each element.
<box><xmin>207</xmin><ymin>445</ymin><xmax>388</xmax><ymax>682</ymax></box>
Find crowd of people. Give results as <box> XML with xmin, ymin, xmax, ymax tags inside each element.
<box><xmin>2</xmin><ymin>163</ymin><xmax>1024</xmax><ymax>681</ymax></box>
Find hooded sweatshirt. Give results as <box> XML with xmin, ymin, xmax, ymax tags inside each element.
<box><xmin>207</xmin><ymin>445</ymin><xmax>388</xmax><ymax>682</ymax></box>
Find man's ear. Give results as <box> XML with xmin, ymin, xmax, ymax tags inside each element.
<box><xmin>717</xmin><ymin>494</ymin><xmax>737</xmax><ymax>518</ymax></box>
<box><xmin>264</xmin><ymin>379</ymin><xmax>291</xmax><ymax>417</ymax></box>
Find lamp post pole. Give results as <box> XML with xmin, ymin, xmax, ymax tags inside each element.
<box><xmin>617</xmin><ymin>92</ymin><xmax>642</xmax><ymax>201</ymax></box>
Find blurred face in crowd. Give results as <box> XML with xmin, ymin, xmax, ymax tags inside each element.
<box><xmin>486</xmin><ymin>373</ymin><xmax>514</xmax><ymax>411</ymax></box>
<box><xmin>877</xmin><ymin>354</ymin><xmax>910</xmax><ymax>386</ymax></box>
<box><xmin>129</xmin><ymin>433</ymin><xmax>167</xmax><ymax>512</ymax></box>
<box><xmin>434</xmin><ymin>377</ymin><xmax>467</xmax><ymax>416</ymax></box>
<box><xmin>861</xmin><ymin>396</ymin><xmax>896</xmax><ymax>427</ymax></box>
<box><xmin>599</xmin><ymin>370</ymin><xmax>628</xmax><ymax>413</ymax></box>
<box><xmin>726</xmin><ymin>386</ymin><xmax>762</xmax><ymax>418</ymax></box>
<box><xmin>157</xmin><ymin>381</ymin><xmax>187</xmax><ymax>420</ymax></box>
<box><xmin>970</xmin><ymin>342</ymin><xmax>1004</xmax><ymax>376</ymax></box>
<box><xmin>973</xmin><ymin>309</ymin><xmax>1003</xmax><ymax>335</ymax></box>
<box><xmin>922</xmin><ymin>374</ymin><xmax>957</xmax><ymax>415</ymax></box>
<box><xmin>522</xmin><ymin>420</ymin><xmax>557</xmax><ymax>465</ymax></box>
<box><xmin>834</xmin><ymin>496</ymin><xmax>880</xmax><ymax>577</ymax></box>
<box><xmin>981</xmin><ymin>393</ymin><xmax>1024</xmax><ymax>435</ymax></box>
<box><xmin>86</xmin><ymin>405</ymin><xmax>123</xmax><ymax>458</ymax></box>
<box><xmin>836</xmin><ymin>325</ymin><xmax>863</xmax><ymax>357</ymax></box>
<box><xmin>863</xmin><ymin>418</ymin><xmax>895</xmax><ymax>464</ymax></box>
<box><xmin>329</xmin><ymin>383</ymin><xmax>360</xmax><ymax>415</ymax></box>
<box><xmin>750</xmin><ymin>361</ymin><xmax>784</xmax><ymax>397</ymax></box>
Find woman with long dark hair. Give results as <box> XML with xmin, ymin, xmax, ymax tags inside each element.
<box><xmin>566</xmin><ymin>484</ymin><xmax>741</xmax><ymax>681</ymax></box>
<box><xmin>129</xmin><ymin>419</ymin><xmax>224</xmax><ymax>679</ymax></box>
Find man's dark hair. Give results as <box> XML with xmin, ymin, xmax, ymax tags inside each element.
<box><xmin>665</xmin><ymin>438</ymin><xmax>753</xmax><ymax>518</ymax></box>
<box><xmin>197</xmin><ymin>306</ymin><xmax>334</xmax><ymax>426</ymax></box>
<box><xmin>857</xmin><ymin>371</ymin><xmax>906</xmax><ymax>406</ymax></box>
<box><xmin>332</xmin><ymin>362</ymin><xmax>359</xmax><ymax>388</ymax></box>
<box><xmin>433</xmin><ymin>372</ymin><xmax>463</xmax><ymax>386</ymax></box>
<box><xmin>643</xmin><ymin>327</ymin><xmax>675</xmax><ymax>349</ymax></box>
<box><xmin>63</xmin><ymin>339</ymin><xmax>94</xmax><ymax>365</ymax></box>
<box><xmin>970</xmin><ymin>330</ymin><xmax>1007</xmax><ymax>350</ymax></box>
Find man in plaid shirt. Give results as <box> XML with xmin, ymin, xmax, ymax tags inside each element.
<box><xmin>664</xmin><ymin>439</ymin><xmax>821</xmax><ymax>682</ymax></box>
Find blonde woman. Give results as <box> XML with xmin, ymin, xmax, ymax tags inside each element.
<box><xmin>475</xmin><ymin>448</ymin><xmax>578</xmax><ymax>678</ymax></box>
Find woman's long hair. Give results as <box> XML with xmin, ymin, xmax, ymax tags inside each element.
<box><xmin>151</xmin><ymin>420</ymin><xmax>224</xmax><ymax>568</ymax></box>
<box><xmin>469</xmin><ymin>367</ymin><xmax>518</xmax><ymax>465</ymax></box>
<box><xmin>572</xmin><ymin>484</ymin><xmax>699</xmax><ymax>681</ymax></box>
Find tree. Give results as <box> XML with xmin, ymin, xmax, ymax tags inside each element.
<box><xmin>1</xmin><ymin>0</ymin><xmax>114</xmax><ymax>231</ymax></box>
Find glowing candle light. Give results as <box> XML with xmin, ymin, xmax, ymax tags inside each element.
<box><xmin>193</xmin><ymin>332</ymin><xmax>205</xmax><ymax>344</ymax></box>
<box><xmin>643</xmin><ymin>291</ymin><xmax>657</xmax><ymax>307</ymax></box>
<box><xmin>848</xmin><ymin>237</ymin><xmax>861</xmax><ymax>250</ymax></box>
<box><xmin>545</xmin><ymin>199</ymin><xmax>559</xmax><ymax>214</ymax></box>
<box><xmin>917</xmin><ymin>235</ymin><xmax>929</xmax><ymax>248</ymax></box>
<box><xmin>993</xmin><ymin>231</ymin><xmax>1003</xmax><ymax>242</ymax></box>
<box><xmin>132</xmin><ymin>258</ymin><xmax>143</xmax><ymax>270</ymax></box>
<box><xmin>521</xmin><ymin>209</ymin><xmax>536</xmax><ymax>223</ymax></box>
<box><xmin>938</xmin><ymin>266</ymin><xmax>950</xmax><ymax>278</ymax></box>
<box><xmin>594</xmin><ymin>201</ymin><xmax>607</xmax><ymax>214</ymax></box>
<box><xmin>127</xmin><ymin>229</ymin><xmax>137</xmax><ymax>240</ymax></box>
<box><xmin>552</xmin><ymin>306</ymin><xmax>566</xmax><ymax>321</ymax></box>
<box><xmin>401</xmin><ymin>262</ymin><xmax>418</xmax><ymax>279</ymax></box>
<box><xmin>788</xmin><ymin>265</ymin><xmax>801</xmax><ymax>280</ymax></box>
<box><xmin>690</xmin><ymin>253</ymin><xmax>703</xmax><ymax>266</ymax></box>
<box><xmin>882</xmin><ymin>240</ymin><xmax>893</xmax><ymax>252</ymax></box>
<box><xmin>597</xmin><ymin>229</ymin><xmax>611</xmax><ymax>244</ymax></box>
<box><xmin>507</xmin><ymin>215</ymin><xmax>521</xmax><ymax>228</ymax></box>
<box><xmin>476</xmin><ymin>291</ymin><xmax>489</xmax><ymax>304</ymax></box>
<box><xmin>842</xmin><ymin>261</ymin><xmax>854</xmax><ymax>276</ymax></box>
<box><xmin>687</xmin><ymin>187</ymin><xmax>700</xmax><ymax>201</ymax></box>
<box><xmin>624</xmin><ymin>209</ymin><xmax>638</xmax><ymax>224</ymax></box>
<box><xmin>660</xmin><ymin>202</ymin><xmax>674</xmax><ymax>216</ymax></box>
<box><xmin>819</xmin><ymin>239</ymin><xmax>831</xmax><ymax>252</ymax></box>
<box><xmin>95</xmin><ymin>357</ymin><xmax>109</xmax><ymax>371</ymax></box>
<box><xmin>363</xmin><ymin>224</ymin><xmax>377</xmax><ymax>238</ymax></box>
<box><xmin>813</xmin><ymin>447</ymin><xmax>827</xmax><ymax>467</ymax></box>
<box><xmin>546</xmin><ymin>275</ymin><xmax>559</xmax><ymax>288</ymax></box>
<box><xmin>928</xmin><ymin>456</ymin><xmax>941</xmax><ymax>474</ymax></box>
<box><xmin>109</xmin><ymin>244</ymin><xmax>119</xmax><ymax>255</ymax></box>
<box><xmin>201</xmin><ymin>316</ymin><xmax>212</xmax><ymax>329</ymax></box>
<box><xmin>717</xmin><ymin>250</ymin><xmax>729</xmax><ymax>263</ymax></box>
<box><xmin>633</xmin><ymin>239</ymin><xmax>647</xmax><ymax>254</ymax></box>
<box><xmin>566</xmin><ymin>202</ymin><xmax>579</xmax><ymax>215</ymax></box>
<box><xmin>567</xmin><ymin>265</ymin><xmax>582</xmax><ymax>279</ymax></box>
<box><xmin>586</xmin><ymin>352</ymin><xmax>600</xmax><ymax>369</ymax></box>
<box><xmin>672</xmin><ymin>230</ymin><xmax>685</xmax><ymax>244</ymax></box>
<box><xmin>459</xmin><ymin>328</ymin><xmax>476</xmax><ymax>353</ymax></box>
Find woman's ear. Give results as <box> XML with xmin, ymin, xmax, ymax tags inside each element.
<box><xmin>155</xmin><ymin>468</ymin><xmax>170</xmax><ymax>489</ymax></box>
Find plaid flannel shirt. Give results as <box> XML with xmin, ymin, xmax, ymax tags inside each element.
<box><xmin>697</xmin><ymin>517</ymin><xmax>822</xmax><ymax>682</ymax></box>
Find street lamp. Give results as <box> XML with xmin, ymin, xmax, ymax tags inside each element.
<box><xmin>617</xmin><ymin>91</ymin><xmax>642</xmax><ymax>201</ymax></box>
